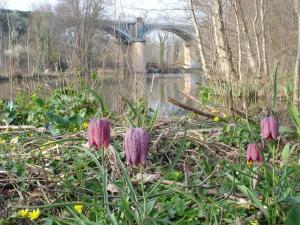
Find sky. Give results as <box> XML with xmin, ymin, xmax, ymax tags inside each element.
<box><xmin>115</xmin><ymin>0</ymin><xmax>187</xmax><ymax>21</ymax></box>
<box><xmin>5</xmin><ymin>0</ymin><xmax>58</xmax><ymax>11</ymax></box>
<box><xmin>4</xmin><ymin>0</ymin><xmax>188</xmax><ymax>22</ymax></box>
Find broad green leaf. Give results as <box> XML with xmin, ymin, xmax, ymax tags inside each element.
<box><xmin>286</xmin><ymin>205</ymin><xmax>300</xmax><ymax>225</ymax></box>
<box><xmin>43</xmin><ymin>218</ymin><xmax>54</xmax><ymax>225</ymax></box>
<box><xmin>281</xmin><ymin>196</ymin><xmax>300</xmax><ymax>205</ymax></box>
<box><xmin>281</xmin><ymin>144</ymin><xmax>296</xmax><ymax>163</ymax></box>
<box><xmin>281</xmin><ymin>144</ymin><xmax>291</xmax><ymax>162</ymax></box>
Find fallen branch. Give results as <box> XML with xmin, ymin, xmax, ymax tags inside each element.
<box><xmin>179</xmin><ymin>90</ymin><xmax>228</xmax><ymax>117</ymax></box>
<box><xmin>168</xmin><ymin>97</ymin><xmax>224</xmax><ymax>120</ymax></box>
<box><xmin>131</xmin><ymin>173</ymin><xmax>220</xmax><ymax>189</ymax></box>
<box><xmin>0</xmin><ymin>125</ymin><xmax>46</xmax><ymax>132</ymax></box>
<box><xmin>179</xmin><ymin>90</ymin><xmax>201</xmax><ymax>105</ymax></box>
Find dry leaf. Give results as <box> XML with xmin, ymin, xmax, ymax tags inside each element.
<box><xmin>107</xmin><ymin>183</ymin><xmax>119</xmax><ymax>193</ymax></box>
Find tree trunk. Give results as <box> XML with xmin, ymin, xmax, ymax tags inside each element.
<box><xmin>27</xmin><ymin>25</ymin><xmax>30</xmax><ymax>73</ymax></box>
<box><xmin>212</xmin><ymin>0</ymin><xmax>236</xmax><ymax>80</ymax></box>
<box><xmin>233</xmin><ymin>0</ymin><xmax>242</xmax><ymax>81</ymax></box>
<box><xmin>158</xmin><ymin>33</ymin><xmax>166</xmax><ymax>69</ymax></box>
<box><xmin>188</xmin><ymin>0</ymin><xmax>209</xmax><ymax>78</ymax></box>
<box><xmin>0</xmin><ymin>30</ymin><xmax>2</xmax><ymax>67</ymax></box>
<box><xmin>260</xmin><ymin>0</ymin><xmax>269</xmax><ymax>76</ymax></box>
<box><xmin>236</xmin><ymin>0</ymin><xmax>257</xmax><ymax>74</ymax></box>
<box><xmin>294</xmin><ymin>0</ymin><xmax>300</xmax><ymax>102</ymax></box>
<box><xmin>253</xmin><ymin>0</ymin><xmax>262</xmax><ymax>78</ymax></box>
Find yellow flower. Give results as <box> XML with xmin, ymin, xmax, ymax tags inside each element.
<box><xmin>213</xmin><ymin>117</ymin><xmax>219</xmax><ymax>122</ymax></box>
<box><xmin>28</xmin><ymin>209</ymin><xmax>41</xmax><ymax>221</ymax></box>
<box><xmin>174</xmin><ymin>171</ymin><xmax>181</xmax><ymax>177</ymax></box>
<box><xmin>19</xmin><ymin>209</ymin><xmax>29</xmax><ymax>218</ymax></box>
<box><xmin>249</xmin><ymin>220</ymin><xmax>259</xmax><ymax>225</ymax></box>
<box><xmin>74</xmin><ymin>204</ymin><xmax>84</xmax><ymax>213</ymax></box>
<box><xmin>81</xmin><ymin>122</ymin><xmax>88</xmax><ymax>129</ymax></box>
<box><xmin>28</xmin><ymin>133</ymin><xmax>33</xmax><ymax>137</ymax></box>
<box><xmin>0</xmin><ymin>138</ymin><xmax>6</xmax><ymax>145</ymax></box>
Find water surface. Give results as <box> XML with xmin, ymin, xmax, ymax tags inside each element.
<box><xmin>0</xmin><ymin>73</ymin><xmax>200</xmax><ymax>116</ymax></box>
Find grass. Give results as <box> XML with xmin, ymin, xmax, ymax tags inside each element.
<box><xmin>0</xmin><ymin>86</ymin><xmax>300</xmax><ymax>224</ymax></box>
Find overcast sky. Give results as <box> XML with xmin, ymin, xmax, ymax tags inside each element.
<box><xmin>6</xmin><ymin>0</ymin><xmax>57</xmax><ymax>11</ymax></box>
<box><xmin>4</xmin><ymin>0</ymin><xmax>188</xmax><ymax>22</ymax></box>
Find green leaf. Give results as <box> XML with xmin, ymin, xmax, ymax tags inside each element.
<box><xmin>43</xmin><ymin>218</ymin><xmax>54</xmax><ymax>225</ymax></box>
<box><xmin>146</xmin><ymin>200</ymin><xmax>156</xmax><ymax>215</ymax></box>
<box><xmin>281</xmin><ymin>196</ymin><xmax>300</xmax><ymax>205</ymax></box>
<box><xmin>85</xmin><ymin>87</ymin><xmax>109</xmax><ymax>117</ymax></box>
<box><xmin>281</xmin><ymin>143</ymin><xmax>291</xmax><ymax>162</ymax></box>
<box><xmin>148</xmin><ymin>106</ymin><xmax>159</xmax><ymax>132</ymax></box>
<box><xmin>285</xmin><ymin>87</ymin><xmax>300</xmax><ymax>137</ymax></box>
<box><xmin>123</xmin><ymin>96</ymin><xmax>142</xmax><ymax>127</ymax></box>
<box><xmin>286</xmin><ymin>205</ymin><xmax>300</xmax><ymax>225</ymax></box>
<box><xmin>281</xmin><ymin>144</ymin><xmax>296</xmax><ymax>163</ymax></box>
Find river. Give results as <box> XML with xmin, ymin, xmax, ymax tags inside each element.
<box><xmin>0</xmin><ymin>73</ymin><xmax>201</xmax><ymax>116</ymax></box>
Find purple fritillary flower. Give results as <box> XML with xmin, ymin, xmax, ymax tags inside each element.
<box><xmin>246</xmin><ymin>143</ymin><xmax>264</xmax><ymax>164</ymax></box>
<box><xmin>124</xmin><ymin>128</ymin><xmax>150</xmax><ymax>166</ymax></box>
<box><xmin>88</xmin><ymin>118</ymin><xmax>110</xmax><ymax>149</ymax></box>
<box><xmin>260</xmin><ymin>116</ymin><xmax>279</xmax><ymax>140</ymax></box>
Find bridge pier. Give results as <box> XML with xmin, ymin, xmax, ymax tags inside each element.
<box><xmin>183</xmin><ymin>42</ymin><xmax>192</xmax><ymax>69</ymax></box>
<box><xmin>130</xmin><ymin>41</ymin><xmax>147</xmax><ymax>73</ymax></box>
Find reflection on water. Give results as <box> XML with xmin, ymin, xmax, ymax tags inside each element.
<box><xmin>0</xmin><ymin>73</ymin><xmax>200</xmax><ymax>116</ymax></box>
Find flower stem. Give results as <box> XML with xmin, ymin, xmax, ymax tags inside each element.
<box><xmin>272</xmin><ymin>144</ymin><xmax>276</xmax><ymax>225</ymax></box>
<box><xmin>140</xmin><ymin>165</ymin><xmax>147</xmax><ymax>223</ymax></box>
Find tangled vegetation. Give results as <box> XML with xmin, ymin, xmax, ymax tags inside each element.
<box><xmin>0</xmin><ymin>86</ymin><xmax>300</xmax><ymax>225</ymax></box>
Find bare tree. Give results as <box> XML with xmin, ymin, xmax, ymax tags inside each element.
<box><xmin>55</xmin><ymin>0</ymin><xmax>104</xmax><ymax>75</ymax></box>
<box><xmin>234</xmin><ymin>0</ymin><xmax>256</xmax><ymax>75</ymax></box>
<box><xmin>232</xmin><ymin>0</ymin><xmax>242</xmax><ymax>80</ymax></box>
<box><xmin>260</xmin><ymin>0</ymin><xmax>269</xmax><ymax>76</ymax></box>
<box><xmin>188</xmin><ymin>0</ymin><xmax>209</xmax><ymax>78</ymax></box>
<box><xmin>158</xmin><ymin>32</ymin><xmax>167</xmax><ymax>69</ymax></box>
<box><xmin>253</xmin><ymin>0</ymin><xmax>262</xmax><ymax>78</ymax></box>
<box><xmin>30</xmin><ymin>10</ymin><xmax>51</xmax><ymax>72</ymax></box>
<box><xmin>294</xmin><ymin>0</ymin><xmax>300</xmax><ymax>102</ymax></box>
<box><xmin>212</xmin><ymin>0</ymin><xmax>236</xmax><ymax>80</ymax></box>
<box><xmin>0</xmin><ymin>0</ymin><xmax>5</xmax><ymax>68</ymax></box>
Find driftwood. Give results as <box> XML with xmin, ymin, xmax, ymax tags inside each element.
<box><xmin>168</xmin><ymin>97</ymin><xmax>224</xmax><ymax>120</ymax></box>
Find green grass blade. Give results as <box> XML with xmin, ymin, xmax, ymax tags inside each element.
<box><xmin>226</xmin><ymin>173</ymin><xmax>268</xmax><ymax>217</ymax></box>
<box><xmin>122</xmin><ymin>96</ymin><xmax>142</xmax><ymax>127</ymax></box>
<box><xmin>85</xmin><ymin>86</ymin><xmax>109</xmax><ymax>117</ymax></box>
<box><xmin>102</xmin><ymin>169</ymin><xmax>119</xmax><ymax>225</ymax></box>
<box><xmin>272</xmin><ymin>61</ymin><xmax>279</xmax><ymax>112</ymax></box>
<box><xmin>148</xmin><ymin>106</ymin><xmax>160</xmax><ymax>132</ymax></box>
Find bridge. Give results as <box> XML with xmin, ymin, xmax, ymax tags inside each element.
<box><xmin>100</xmin><ymin>18</ymin><xmax>197</xmax><ymax>73</ymax></box>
